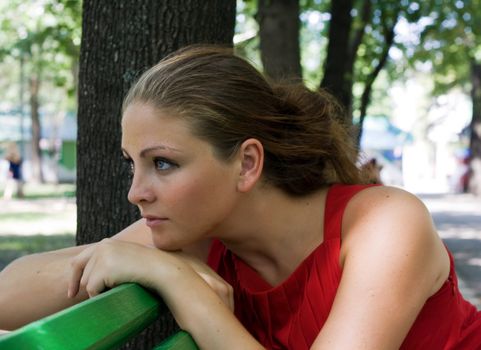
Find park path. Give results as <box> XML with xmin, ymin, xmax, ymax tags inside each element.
<box><xmin>419</xmin><ymin>192</ymin><xmax>481</xmax><ymax>309</ymax></box>
<box><xmin>0</xmin><ymin>197</ymin><xmax>76</xmax><ymax>235</ymax></box>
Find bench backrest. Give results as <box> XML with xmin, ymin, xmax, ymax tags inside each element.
<box><xmin>0</xmin><ymin>283</ymin><xmax>198</xmax><ymax>350</ymax></box>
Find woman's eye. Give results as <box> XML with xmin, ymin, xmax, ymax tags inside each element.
<box><xmin>154</xmin><ymin>157</ymin><xmax>176</xmax><ymax>171</ymax></box>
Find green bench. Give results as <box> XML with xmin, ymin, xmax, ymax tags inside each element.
<box><xmin>0</xmin><ymin>283</ymin><xmax>198</xmax><ymax>349</ymax></box>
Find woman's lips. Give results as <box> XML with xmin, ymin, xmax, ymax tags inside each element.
<box><xmin>143</xmin><ymin>216</ymin><xmax>168</xmax><ymax>228</ymax></box>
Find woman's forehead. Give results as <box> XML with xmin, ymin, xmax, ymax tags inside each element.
<box><xmin>121</xmin><ymin>103</ymin><xmax>207</xmax><ymax>151</ymax></box>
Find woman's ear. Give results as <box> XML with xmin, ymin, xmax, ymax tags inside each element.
<box><xmin>237</xmin><ymin>138</ymin><xmax>264</xmax><ymax>193</ymax></box>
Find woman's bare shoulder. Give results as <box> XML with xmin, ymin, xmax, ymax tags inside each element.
<box><xmin>312</xmin><ymin>186</ymin><xmax>449</xmax><ymax>349</ymax></box>
<box><xmin>344</xmin><ymin>185</ymin><xmax>432</xmax><ymax>234</ymax></box>
<box><xmin>340</xmin><ymin>185</ymin><xmax>442</xmax><ymax>265</ymax></box>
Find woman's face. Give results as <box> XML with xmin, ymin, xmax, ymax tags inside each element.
<box><xmin>121</xmin><ymin>102</ymin><xmax>240</xmax><ymax>250</ymax></box>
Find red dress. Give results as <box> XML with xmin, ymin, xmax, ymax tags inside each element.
<box><xmin>207</xmin><ymin>184</ymin><xmax>481</xmax><ymax>349</ymax></box>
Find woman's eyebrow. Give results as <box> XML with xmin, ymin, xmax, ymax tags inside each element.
<box><xmin>139</xmin><ymin>145</ymin><xmax>181</xmax><ymax>157</ymax></box>
<box><xmin>121</xmin><ymin>145</ymin><xmax>182</xmax><ymax>158</ymax></box>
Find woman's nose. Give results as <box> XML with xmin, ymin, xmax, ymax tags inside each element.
<box><xmin>127</xmin><ymin>173</ymin><xmax>156</xmax><ymax>205</ymax></box>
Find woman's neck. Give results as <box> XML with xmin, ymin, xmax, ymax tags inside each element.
<box><xmin>218</xmin><ymin>186</ymin><xmax>329</xmax><ymax>286</ymax></box>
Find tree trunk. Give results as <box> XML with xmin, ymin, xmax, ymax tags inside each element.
<box><xmin>469</xmin><ymin>61</ymin><xmax>481</xmax><ymax>195</ymax></box>
<box><xmin>29</xmin><ymin>74</ymin><xmax>44</xmax><ymax>183</ymax></box>
<box><xmin>357</xmin><ymin>8</ymin><xmax>399</xmax><ymax>147</ymax></box>
<box><xmin>77</xmin><ymin>1</ymin><xmax>235</xmax><ymax>348</ymax></box>
<box><xmin>257</xmin><ymin>0</ymin><xmax>302</xmax><ymax>82</ymax></box>
<box><xmin>344</xmin><ymin>0</ymin><xmax>371</xmax><ymax>121</ymax></box>
<box><xmin>320</xmin><ymin>0</ymin><xmax>354</xmax><ymax>121</ymax></box>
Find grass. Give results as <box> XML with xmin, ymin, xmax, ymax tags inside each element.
<box><xmin>0</xmin><ymin>182</ymin><xmax>77</xmax><ymax>271</ymax></box>
<box><xmin>0</xmin><ymin>234</ymin><xmax>75</xmax><ymax>271</ymax></box>
<box><xmin>23</xmin><ymin>183</ymin><xmax>75</xmax><ymax>199</ymax></box>
<box><xmin>0</xmin><ymin>212</ymin><xmax>52</xmax><ymax>221</ymax></box>
<box><xmin>0</xmin><ymin>183</ymin><xmax>76</xmax><ymax>199</ymax></box>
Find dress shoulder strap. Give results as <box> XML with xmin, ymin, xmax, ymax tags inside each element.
<box><xmin>323</xmin><ymin>184</ymin><xmax>380</xmax><ymax>241</ymax></box>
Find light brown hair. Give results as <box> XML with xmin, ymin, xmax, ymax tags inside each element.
<box><xmin>123</xmin><ymin>45</ymin><xmax>362</xmax><ymax>196</ymax></box>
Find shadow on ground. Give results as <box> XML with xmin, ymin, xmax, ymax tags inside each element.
<box><xmin>0</xmin><ymin>234</ymin><xmax>75</xmax><ymax>271</ymax></box>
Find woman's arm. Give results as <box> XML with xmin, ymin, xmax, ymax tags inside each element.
<box><xmin>311</xmin><ymin>186</ymin><xmax>449</xmax><ymax>350</ymax></box>
<box><xmin>0</xmin><ymin>244</ymin><xmax>89</xmax><ymax>330</ymax></box>
<box><xmin>67</xmin><ymin>238</ymin><xmax>263</xmax><ymax>350</ymax></box>
<box><xmin>158</xmin><ymin>255</ymin><xmax>264</xmax><ymax>350</ymax></box>
<box><xmin>0</xmin><ymin>219</ymin><xmax>152</xmax><ymax>330</ymax></box>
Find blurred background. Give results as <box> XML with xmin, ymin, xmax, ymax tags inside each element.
<box><xmin>0</xmin><ymin>0</ymin><xmax>480</xmax><ymax>304</ymax></box>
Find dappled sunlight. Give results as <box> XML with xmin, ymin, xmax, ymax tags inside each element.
<box><xmin>0</xmin><ymin>197</ymin><xmax>76</xmax><ymax>236</ymax></box>
<box><xmin>418</xmin><ymin>192</ymin><xmax>481</xmax><ymax>309</ymax></box>
<box><xmin>437</xmin><ymin>227</ymin><xmax>481</xmax><ymax>240</ymax></box>
<box><xmin>467</xmin><ymin>258</ymin><xmax>481</xmax><ymax>267</ymax></box>
<box><xmin>419</xmin><ymin>193</ymin><xmax>481</xmax><ymax>239</ymax></box>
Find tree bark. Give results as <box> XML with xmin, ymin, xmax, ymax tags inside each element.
<box><xmin>29</xmin><ymin>74</ymin><xmax>44</xmax><ymax>183</ymax></box>
<box><xmin>257</xmin><ymin>0</ymin><xmax>302</xmax><ymax>82</ymax></box>
<box><xmin>344</xmin><ymin>0</ymin><xmax>372</xmax><ymax>120</ymax></box>
<box><xmin>357</xmin><ymin>7</ymin><xmax>399</xmax><ymax>147</ymax></box>
<box><xmin>77</xmin><ymin>1</ymin><xmax>235</xmax><ymax>348</ymax></box>
<box><xmin>320</xmin><ymin>0</ymin><xmax>354</xmax><ymax>121</ymax></box>
<box><xmin>469</xmin><ymin>61</ymin><xmax>481</xmax><ymax>195</ymax></box>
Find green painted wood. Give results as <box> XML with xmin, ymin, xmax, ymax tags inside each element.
<box><xmin>153</xmin><ymin>331</ymin><xmax>199</xmax><ymax>350</ymax></box>
<box><xmin>0</xmin><ymin>283</ymin><xmax>199</xmax><ymax>349</ymax></box>
<box><xmin>0</xmin><ymin>283</ymin><xmax>159</xmax><ymax>350</ymax></box>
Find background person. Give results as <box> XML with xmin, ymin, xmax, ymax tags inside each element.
<box><xmin>3</xmin><ymin>142</ymin><xmax>24</xmax><ymax>199</ymax></box>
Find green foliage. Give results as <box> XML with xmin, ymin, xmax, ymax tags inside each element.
<box><xmin>351</xmin><ymin>0</ymin><xmax>425</xmax><ymax>118</ymax></box>
<box><xmin>234</xmin><ymin>0</ymin><xmax>431</xmax><ymax>119</ymax></box>
<box><xmin>299</xmin><ymin>5</ymin><xmax>330</xmax><ymax>88</ymax></box>
<box><xmin>235</xmin><ymin>0</ymin><xmax>262</xmax><ymax>70</ymax></box>
<box><xmin>235</xmin><ymin>0</ymin><xmax>331</xmax><ymax>88</ymax></box>
<box><xmin>407</xmin><ymin>0</ymin><xmax>481</xmax><ymax>95</ymax></box>
<box><xmin>0</xmin><ymin>0</ymin><xmax>81</xmax><ymax>110</ymax></box>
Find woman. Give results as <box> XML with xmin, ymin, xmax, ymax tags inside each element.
<box><xmin>1</xmin><ymin>46</ymin><xmax>480</xmax><ymax>349</ymax></box>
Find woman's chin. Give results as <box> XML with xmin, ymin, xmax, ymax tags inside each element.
<box><xmin>152</xmin><ymin>236</ymin><xmax>182</xmax><ymax>251</ymax></box>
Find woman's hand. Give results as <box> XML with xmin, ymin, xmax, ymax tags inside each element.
<box><xmin>67</xmin><ymin>238</ymin><xmax>233</xmax><ymax>312</ymax></box>
<box><xmin>177</xmin><ymin>252</ymin><xmax>234</xmax><ymax>312</ymax></box>
<box><xmin>67</xmin><ymin>238</ymin><xmax>260</xmax><ymax>350</ymax></box>
<box><xmin>67</xmin><ymin>238</ymin><xmax>158</xmax><ymax>298</ymax></box>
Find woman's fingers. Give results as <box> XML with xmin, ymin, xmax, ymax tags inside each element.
<box><xmin>222</xmin><ymin>277</ymin><xmax>234</xmax><ymax>312</ymax></box>
<box><xmin>67</xmin><ymin>245</ymin><xmax>96</xmax><ymax>298</ymax></box>
<box><xmin>83</xmin><ymin>272</ymin><xmax>108</xmax><ymax>298</ymax></box>
<box><xmin>178</xmin><ymin>254</ymin><xmax>235</xmax><ymax>311</ymax></box>
<box><xmin>227</xmin><ymin>283</ymin><xmax>234</xmax><ymax>311</ymax></box>
<box><xmin>79</xmin><ymin>254</ymin><xmax>97</xmax><ymax>297</ymax></box>
<box><xmin>68</xmin><ymin>239</ymin><xmax>131</xmax><ymax>299</ymax></box>
<box><xmin>68</xmin><ymin>240</ymin><xmax>233</xmax><ymax>310</ymax></box>
<box><xmin>197</xmin><ymin>272</ymin><xmax>234</xmax><ymax>312</ymax></box>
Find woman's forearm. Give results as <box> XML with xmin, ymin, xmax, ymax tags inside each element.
<box><xmin>152</xmin><ymin>255</ymin><xmax>264</xmax><ymax>350</ymax></box>
<box><xmin>171</xmin><ymin>284</ymin><xmax>263</xmax><ymax>350</ymax></box>
<box><xmin>0</xmin><ymin>223</ymin><xmax>257</xmax><ymax>348</ymax></box>
<box><xmin>0</xmin><ymin>219</ymin><xmax>152</xmax><ymax>330</ymax></box>
<box><xmin>0</xmin><ymin>245</ymin><xmax>89</xmax><ymax>330</ymax></box>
